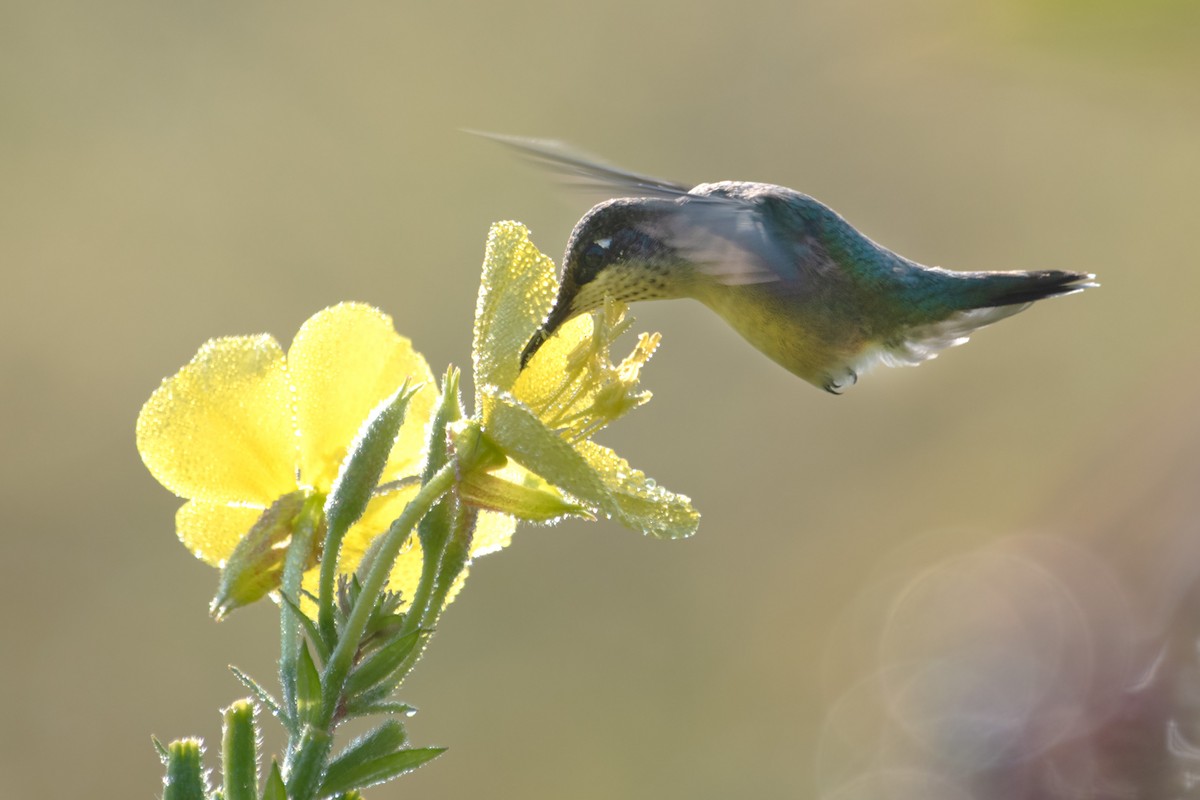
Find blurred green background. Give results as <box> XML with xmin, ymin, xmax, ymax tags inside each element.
<box><xmin>3</xmin><ymin>1</ymin><xmax>1199</xmax><ymax>797</ymax></box>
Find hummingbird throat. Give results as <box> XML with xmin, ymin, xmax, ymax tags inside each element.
<box><xmin>570</xmin><ymin>260</ymin><xmax>679</xmax><ymax>316</ymax></box>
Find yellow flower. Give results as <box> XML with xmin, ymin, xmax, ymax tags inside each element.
<box><xmin>470</xmin><ymin>222</ymin><xmax>698</xmax><ymax>539</ymax></box>
<box><xmin>137</xmin><ymin>222</ymin><xmax>695</xmax><ymax>622</ymax></box>
<box><xmin>136</xmin><ymin>303</ymin><xmax>447</xmax><ymax>614</ymax></box>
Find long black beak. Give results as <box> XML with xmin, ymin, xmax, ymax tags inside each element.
<box><xmin>519</xmin><ymin>288</ymin><xmax>581</xmax><ymax>369</ymax></box>
<box><xmin>519</xmin><ymin>327</ymin><xmax>550</xmax><ymax>369</ymax></box>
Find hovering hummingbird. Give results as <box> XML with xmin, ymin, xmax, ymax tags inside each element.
<box><xmin>485</xmin><ymin>134</ymin><xmax>1096</xmax><ymax>394</ymax></box>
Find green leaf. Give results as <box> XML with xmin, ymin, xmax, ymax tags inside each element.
<box><xmin>340</xmin><ymin>698</ymin><xmax>416</xmax><ymax>720</ymax></box>
<box><xmin>261</xmin><ymin>760</ymin><xmax>286</xmax><ymax>800</ymax></box>
<box><xmin>228</xmin><ymin>666</ymin><xmax>289</xmax><ymax>734</ymax></box>
<box><xmin>324</xmin><ymin>720</ymin><xmax>408</xmax><ymax>780</ymax></box>
<box><xmin>295</xmin><ymin>641</ymin><xmax>322</xmax><ymax>727</ymax></box>
<box><xmin>344</xmin><ymin>628</ymin><xmax>425</xmax><ymax>699</ymax></box>
<box><xmin>280</xmin><ymin>593</ymin><xmax>330</xmax><ymax>664</ymax></box>
<box><xmin>319</xmin><ymin>747</ymin><xmax>446</xmax><ymax>796</ymax></box>
<box><xmin>362</xmin><ymin>604</ymin><xmax>405</xmax><ymax>644</ymax></box>
<box><xmin>162</xmin><ymin>739</ymin><xmax>208</xmax><ymax>800</ymax></box>
<box><xmin>152</xmin><ymin>735</ymin><xmax>170</xmax><ymax>766</ymax></box>
<box><xmin>221</xmin><ymin>700</ymin><xmax>258</xmax><ymax>800</ymax></box>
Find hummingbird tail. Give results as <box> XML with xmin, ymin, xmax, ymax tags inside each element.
<box><xmin>869</xmin><ymin>269</ymin><xmax>1097</xmax><ymax>371</ymax></box>
<box><xmin>961</xmin><ymin>269</ymin><xmax>1098</xmax><ymax>308</ymax></box>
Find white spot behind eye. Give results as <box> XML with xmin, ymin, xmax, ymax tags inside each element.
<box><xmin>594</xmin><ymin>237</ymin><xmax>612</xmax><ymax>249</ymax></box>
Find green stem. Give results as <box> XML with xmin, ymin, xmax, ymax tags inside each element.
<box><xmin>279</xmin><ymin>495</ymin><xmax>323</xmax><ymax>726</ymax></box>
<box><xmin>384</xmin><ymin>498</ymin><xmax>470</xmax><ymax>687</ymax></box>
<box><xmin>319</xmin><ymin>460</ymin><xmax>456</xmax><ymax>726</ymax></box>
<box><xmin>285</xmin><ymin>463</ymin><xmax>456</xmax><ymax>800</ymax></box>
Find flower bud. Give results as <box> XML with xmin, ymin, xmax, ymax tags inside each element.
<box><xmin>211</xmin><ymin>491</ymin><xmax>323</xmax><ymax>620</ymax></box>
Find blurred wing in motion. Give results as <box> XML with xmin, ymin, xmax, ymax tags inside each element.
<box><xmin>469</xmin><ymin>130</ymin><xmax>696</xmax><ymax>199</ymax></box>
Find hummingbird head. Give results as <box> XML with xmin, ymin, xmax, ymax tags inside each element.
<box><xmin>521</xmin><ymin>198</ymin><xmax>683</xmax><ymax>367</ymax></box>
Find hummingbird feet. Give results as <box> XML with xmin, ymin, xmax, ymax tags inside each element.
<box><xmin>822</xmin><ymin>369</ymin><xmax>858</xmax><ymax>395</ymax></box>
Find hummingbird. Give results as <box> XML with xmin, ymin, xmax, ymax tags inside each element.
<box><xmin>487</xmin><ymin>134</ymin><xmax>1096</xmax><ymax>394</ymax></box>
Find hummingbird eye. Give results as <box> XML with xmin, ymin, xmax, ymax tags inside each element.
<box><xmin>582</xmin><ymin>238</ymin><xmax>611</xmax><ymax>266</ymax></box>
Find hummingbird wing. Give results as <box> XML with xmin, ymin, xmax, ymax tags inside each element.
<box><xmin>668</xmin><ymin>183</ymin><xmax>835</xmax><ymax>287</ymax></box>
<box><xmin>469</xmin><ymin>131</ymin><xmax>696</xmax><ymax>199</ymax></box>
<box><xmin>477</xmin><ymin>134</ymin><xmax>824</xmax><ymax>286</ymax></box>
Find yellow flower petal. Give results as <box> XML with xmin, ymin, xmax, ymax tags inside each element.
<box><xmin>385</xmin><ymin>535</ymin><xmax>426</xmax><ymax>609</ymax></box>
<box><xmin>472</xmin><ymin>222</ymin><xmax>559</xmax><ymax>409</ymax></box>
<box><xmin>437</xmin><ymin>566</ymin><xmax>471</xmax><ymax>608</ymax></box>
<box><xmin>472</xmin><ymin>510</ymin><xmax>517</xmax><ymax>557</ymax></box>
<box><xmin>177</xmin><ymin>500</ymin><xmax>267</xmax><ymax>567</ymax></box>
<box><xmin>511</xmin><ymin>314</ymin><xmax>595</xmax><ymax>421</ymax></box>
<box><xmin>137</xmin><ymin>335</ymin><xmax>298</xmax><ymax>504</ymax></box>
<box><xmin>512</xmin><ymin>301</ymin><xmax>654</xmax><ymax>442</ymax></box>
<box><xmin>336</xmin><ymin>486</ymin><xmax>421</xmax><ymax>576</ymax></box>
<box><xmin>575</xmin><ymin>439</ymin><xmax>699</xmax><ymax>539</ymax></box>
<box><xmin>289</xmin><ymin>303</ymin><xmax>437</xmax><ymax>490</ymax></box>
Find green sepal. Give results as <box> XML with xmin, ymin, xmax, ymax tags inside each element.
<box><xmin>344</xmin><ymin>628</ymin><xmax>426</xmax><ymax>699</ymax></box>
<box><xmin>221</xmin><ymin>700</ymin><xmax>258</xmax><ymax>800</ymax></box>
<box><xmin>295</xmin><ymin>641</ymin><xmax>322</xmax><ymax>727</ymax></box>
<box><xmin>320</xmin><ymin>382</ymin><xmax>420</xmax><ymax>644</ymax></box>
<box><xmin>447</xmin><ymin>419</ymin><xmax>508</xmax><ymax>474</ymax></box>
<box><xmin>229</xmin><ymin>666</ymin><xmax>290</xmax><ymax>734</ymax></box>
<box><xmin>162</xmin><ymin>738</ymin><xmax>208</xmax><ymax>800</ymax></box>
<box><xmin>460</xmin><ymin>470</ymin><xmax>594</xmax><ymax>523</ymax></box>
<box><xmin>319</xmin><ymin>745</ymin><xmax>446</xmax><ymax>797</ymax></box>
<box><xmin>211</xmin><ymin>490</ymin><xmax>315</xmax><ymax>620</ymax></box>
<box><xmin>480</xmin><ymin>390</ymin><xmax>614</xmax><ymax>515</ymax></box>
<box><xmin>574</xmin><ymin>439</ymin><xmax>700</xmax><ymax>539</ymax></box>
<box><xmin>261</xmin><ymin>760</ymin><xmax>286</xmax><ymax>800</ymax></box>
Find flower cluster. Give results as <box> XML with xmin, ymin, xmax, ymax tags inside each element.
<box><xmin>137</xmin><ymin>221</ymin><xmax>697</xmax><ymax>619</ymax></box>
